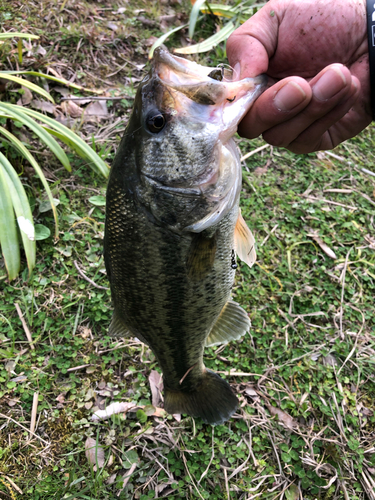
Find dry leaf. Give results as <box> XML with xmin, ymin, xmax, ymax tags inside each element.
<box><xmin>266</xmin><ymin>404</ymin><xmax>296</xmax><ymax>430</ymax></box>
<box><xmin>107</xmin><ymin>22</ymin><xmax>118</xmax><ymax>31</ymax></box>
<box><xmin>20</xmin><ymin>86</ymin><xmax>33</xmax><ymax>105</ymax></box>
<box><xmin>36</xmin><ymin>45</ymin><xmax>47</xmax><ymax>56</ymax></box>
<box><xmin>61</xmin><ymin>100</ymin><xmax>84</xmax><ymax>118</ymax></box>
<box><xmin>85</xmin><ymin>437</ymin><xmax>105</xmax><ymax>469</ymax></box>
<box><xmin>92</xmin><ymin>401</ymin><xmax>136</xmax><ymax>421</ymax></box>
<box><xmin>149</xmin><ymin>370</ymin><xmax>163</xmax><ymax>407</ymax></box>
<box><xmin>84</xmin><ymin>100</ymin><xmax>109</xmax><ymax>118</ymax></box>
<box><xmin>54</xmin><ymin>86</ymin><xmax>70</xmax><ymax>96</ymax></box>
<box><xmin>31</xmin><ymin>99</ymin><xmax>55</xmax><ymax>114</ymax></box>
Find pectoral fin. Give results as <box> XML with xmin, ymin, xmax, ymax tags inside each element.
<box><xmin>234</xmin><ymin>210</ymin><xmax>256</xmax><ymax>268</ymax></box>
<box><xmin>205</xmin><ymin>300</ymin><xmax>250</xmax><ymax>347</ymax></box>
<box><xmin>186</xmin><ymin>232</ymin><xmax>217</xmax><ymax>281</ymax></box>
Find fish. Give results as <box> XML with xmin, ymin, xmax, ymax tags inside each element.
<box><xmin>104</xmin><ymin>47</ymin><xmax>266</xmax><ymax>425</ymax></box>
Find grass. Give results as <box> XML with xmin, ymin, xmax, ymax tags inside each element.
<box><xmin>1</xmin><ymin>1</ymin><xmax>375</xmax><ymax>499</ymax></box>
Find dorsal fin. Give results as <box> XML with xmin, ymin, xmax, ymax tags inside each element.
<box><xmin>234</xmin><ymin>210</ymin><xmax>256</xmax><ymax>268</ymax></box>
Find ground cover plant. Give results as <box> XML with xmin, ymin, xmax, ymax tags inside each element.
<box><xmin>1</xmin><ymin>1</ymin><xmax>375</xmax><ymax>499</ymax></box>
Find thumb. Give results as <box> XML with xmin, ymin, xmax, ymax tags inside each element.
<box><xmin>227</xmin><ymin>5</ymin><xmax>280</xmax><ymax>78</ymax></box>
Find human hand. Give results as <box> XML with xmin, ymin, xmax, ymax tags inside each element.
<box><xmin>227</xmin><ymin>0</ymin><xmax>371</xmax><ymax>153</ymax></box>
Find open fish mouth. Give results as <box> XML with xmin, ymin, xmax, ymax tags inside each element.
<box><xmin>152</xmin><ymin>46</ymin><xmax>267</xmax><ymax>142</ymax></box>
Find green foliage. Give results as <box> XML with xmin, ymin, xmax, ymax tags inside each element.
<box><xmin>0</xmin><ymin>33</ymin><xmax>109</xmax><ymax>281</ymax></box>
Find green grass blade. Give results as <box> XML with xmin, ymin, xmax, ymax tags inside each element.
<box><xmin>0</xmin><ymin>163</ymin><xmax>20</xmax><ymax>280</ymax></box>
<box><xmin>148</xmin><ymin>24</ymin><xmax>188</xmax><ymax>59</ymax></box>
<box><xmin>2</xmin><ymin>71</ymin><xmax>102</xmax><ymax>93</ymax></box>
<box><xmin>0</xmin><ymin>103</ymin><xmax>71</xmax><ymax>172</ymax></box>
<box><xmin>0</xmin><ymin>74</ymin><xmax>54</xmax><ymax>103</ymax></box>
<box><xmin>0</xmin><ymin>153</ymin><xmax>36</xmax><ymax>276</ymax></box>
<box><xmin>0</xmin><ymin>33</ymin><xmax>39</xmax><ymax>40</ymax></box>
<box><xmin>175</xmin><ymin>21</ymin><xmax>235</xmax><ymax>54</ymax></box>
<box><xmin>18</xmin><ymin>107</ymin><xmax>110</xmax><ymax>178</ymax></box>
<box><xmin>0</xmin><ymin>127</ymin><xmax>59</xmax><ymax>237</ymax></box>
<box><xmin>189</xmin><ymin>0</ymin><xmax>208</xmax><ymax>39</ymax></box>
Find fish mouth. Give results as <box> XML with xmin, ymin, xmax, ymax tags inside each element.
<box><xmin>152</xmin><ymin>46</ymin><xmax>267</xmax><ymax>142</ymax></box>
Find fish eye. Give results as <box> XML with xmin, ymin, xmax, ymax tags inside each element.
<box><xmin>146</xmin><ymin>112</ymin><xmax>166</xmax><ymax>133</ymax></box>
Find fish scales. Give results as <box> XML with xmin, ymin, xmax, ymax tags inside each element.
<box><xmin>104</xmin><ymin>47</ymin><xmax>266</xmax><ymax>425</ymax></box>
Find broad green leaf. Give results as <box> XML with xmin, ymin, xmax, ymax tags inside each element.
<box><xmin>0</xmin><ymin>152</ymin><xmax>36</xmax><ymax>276</ymax></box>
<box><xmin>189</xmin><ymin>0</ymin><xmax>208</xmax><ymax>39</ymax></box>
<box><xmin>39</xmin><ymin>198</ymin><xmax>60</xmax><ymax>213</ymax></box>
<box><xmin>0</xmin><ymin>103</ymin><xmax>71</xmax><ymax>172</ymax></box>
<box><xmin>35</xmin><ymin>224</ymin><xmax>51</xmax><ymax>240</ymax></box>
<box><xmin>18</xmin><ymin>107</ymin><xmax>109</xmax><ymax>178</ymax></box>
<box><xmin>0</xmin><ymin>127</ymin><xmax>59</xmax><ymax>237</ymax></box>
<box><xmin>122</xmin><ymin>449</ymin><xmax>139</xmax><ymax>469</ymax></box>
<box><xmin>0</xmin><ymin>163</ymin><xmax>20</xmax><ymax>280</ymax></box>
<box><xmin>88</xmin><ymin>195</ymin><xmax>106</xmax><ymax>206</ymax></box>
<box><xmin>0</xmin><ymin>33</ymin><xmax>39</xmax><ymax>40</ymax></box>
<box><xmin>0</xmin><ymin>74</ymin><xmax>54</xmax><ymax>103</ymax></box>
<box><xmin>174</xmin><ymin>21</ymin><xmax>235</xmax><ymax>54</ymax></box>
<box><xmin>149</xmin><ymin>23</ymin><xmax>188</xmax><ymax>59</ymax></box>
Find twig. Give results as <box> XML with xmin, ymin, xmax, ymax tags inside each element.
<box><xmin>179</xmin><ymin>363</ymin><xmax>197</xmax><ymax>385</ymax></box>
<box><xmin>60</xmin><ymin>96</ymin><xmax>134</xmax><ymax>101</ymax></box>
<box><xmin>0</xmin><ymin>413</ymin><xmax>49</xmax><ymax>445</ymax></box>
<box><xmin>223</xmin><ymin>467</ymin><xmax>230</xmax><ymax>500</ymax></box>
<box><xmin>66</xmin><ymin>364</ymin><xmax>92</xmax><ymax>372</ymax></box>
<box><xmin>339</xmin><ymin>249</ymin><xmax>352</xmax><ymax>340</ymax></box>
<box><xmin>198</xmin><ymin>427</ymin><xmax>215</xmax><ymax>484</ymax></box>
<box><xmin>260</xmin><ymin>224</ymin><xmax>278</xmax><ymax>247</ymax></box>
<box><xmin>361</xmin><ymin>167</ymin><xmax>375</xmax><ymax>177</ymax></box>
<box><xmin>0</xmin><ymin>475</ymin><xmax>23</xmax><ymax>495</ymax></box>
<box><xmin>117</xmin><ymin>462</ymin><xmax>137</xmax><ymax>497</ymax></box>
<box><xmin>29</xmin><ymin>392</ymin><xmax>38</xmax><ymax>440</ymax></box>
<box><xmin>74</xmin><ymin>260</ymin><xmax>109</xmax><ymax>290</ymax></box>
<box><xmin>182</xmin><ymin>453</ymin><xmax>205</xmax><ymax>500</ymax></box>
<box><xmin>15</xmin><ymin>303</ymin><xmax>34</xmax><ymax>350</ymax></box>
<box><xmin>240</xmin><ymin>143</ymin><xmax>270</xmax><ymax>162</ymax></box>
<box><xmin>304</xmin><ymin>195</ymin><xmax>358</xmax><ymax>211</ymax></box>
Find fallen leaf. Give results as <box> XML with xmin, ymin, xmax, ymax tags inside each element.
<box><xmin>54</xmin><ymin>86</ymin><xmax>70</xmax><ymax>96</ymax></box>
<box><xmin>149</xmin><ymin>370</ymin><xmax>163</xmax><ymax>407</ymax></box>
<box><xmin>36</xmin><ymin>45</ymin><xmax>47</xmax><ymax>56</ymax></box>
<box><xmin>85</xmin><ymin>437</ymin><xmax>105</xmax><ymax>469</ymax></box>
<box><xmin>61</xmin><ymin>100</ymin><xmax>84</xmax><ymax>118</ymax></box>
<box><xmin>92</xmin><ymin>401</ymin><xmax>136</xmax><ymax>421</ymax></box>
<box><xmin>31</xmin><ymin>99</ymin><xmax>55</xmax><ymax>114</ymax></box>
<box><xmin>20</xmin><ymin>86</ymin><xmax>33</xmax><ymax>105</ymax></box>
<box><xmin>84</xmin><ymin>100</ymin><xmax>109</xmax><ymax>118</ymax></box>
<box><xmin>309</xmin><ymin>234</ymin><xmax>337</xmax><ymax>260</ymax></box>
<box><xmin>56</xmin><ymin>393</ymin><xmax>65</xmax><ymax>404</ymax></box>
<box><xmin>266</xmin><ymin>404</ymin><xmax>296</xmax><ymax>430</ymax></box>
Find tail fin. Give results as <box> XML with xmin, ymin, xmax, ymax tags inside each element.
<box><xmin>164</xmin><ymin>370</ymin><xmax>238</xmax><ymax>425</ymax></box>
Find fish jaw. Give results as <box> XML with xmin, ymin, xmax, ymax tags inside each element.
<box><xmin>131</xmin><ymin>49</ymin><xmax>266</xmax><ymax>232</ymax></box>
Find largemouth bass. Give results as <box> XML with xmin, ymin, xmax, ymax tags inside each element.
<box><xmin>104</xmin><ymin>47</ymin><xmax>266</xmax><ymax>425</ymax></box>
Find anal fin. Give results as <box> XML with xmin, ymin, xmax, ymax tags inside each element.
<box><xmin>205</xmin><ymin>300</ymin><xmax>250</xmax><ymax>347</ymax></box>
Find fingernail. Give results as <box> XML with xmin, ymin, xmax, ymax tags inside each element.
<box><xmin>274</xmin><ymin>81</ymin><xmax>306</xmax><ymax>112</ymax></box>
<box><xmin>313</xmin><ymin>66</ymin><xmax>347</xmax><ymax>101</ymax></box>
